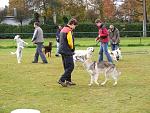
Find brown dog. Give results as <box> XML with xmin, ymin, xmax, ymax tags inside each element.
<box><xmin>43</xmin><ymin>42</ymin><xmax>52</xmax><ymax>57</ymax></box>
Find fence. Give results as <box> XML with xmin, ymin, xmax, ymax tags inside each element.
<box><xmin>0</xmin><ymin>31</ymin><xmax>150</xmax><ymax>39</ymax></box>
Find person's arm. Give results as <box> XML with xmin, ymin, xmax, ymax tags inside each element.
<box><xmin>56</xmin><ymin>30</ymin><xmax>60</xmax><ymax>42</ymax></box>
<box><xmin>31</xmin><ymin>29</ymin><xmax>38</xmax><ymax>42</ymax></box>
<box><xmin>116</xmin><ymin>29</ymin><xmax>120</xmax><ymax>43</ymax></box>
<box><xmin>21</xmin><ymin>39</ymin><xmax>28</xmax><ymax>45</ymax></box>
<box><xmin>67</xmin><ymin>31</ymin><xmax>73</xmax><ymax>49</ymax></box>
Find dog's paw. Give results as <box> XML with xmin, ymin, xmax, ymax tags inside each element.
<box><xmin>113</xmin><ymin>82</ymin><xmax>117</xmax><ymax>86</ymax></box>
<box><xmin>95</xmin><ymin>82</ymin><xmax>99</xmax><ymax>86</ymax></box>
<box><xmin>101</xmin><ymin>82</ymin><xmax>105</xmax><ymax>86</ymax></box>
<box><xmin>10</xmin><ymin>52</ymin><xmax>15</xmax><ymax>55</ymax></box>
<box><xmin>88</xmin><ymin>83</ymin><xmax>92</xmax><ymax>86</ymax></box>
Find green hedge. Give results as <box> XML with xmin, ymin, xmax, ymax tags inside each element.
<box><xmin>0</xmin><ymin>23</ymin><xmax>150</xmax><ymax>38</ymax></box>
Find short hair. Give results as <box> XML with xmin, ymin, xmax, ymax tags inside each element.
<box><xmin>34</xmin><ymin>22</ymin><xmax>40</xmax><ymax>26</ymax></box>
<box><xmin>95</xmin><ymin>19</ymin><xmax>102</xmax><ymax>23</ymax></box>
<box><xmin>68</xmin><ymin>18</ymin><xmax>78</xmax><ymax>25</ymax></box>
<box><xmin>109</xmin><ymin>25</ymin><xmax>114</xmax><ymax>29</ymax></box>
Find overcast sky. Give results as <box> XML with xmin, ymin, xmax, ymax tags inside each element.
<box><xmin>0</xmin><ymin>0</ymin><xmax>9</xmax><ymax>8</ymax></box>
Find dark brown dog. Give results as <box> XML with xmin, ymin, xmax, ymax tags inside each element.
<box><xmin>44</xmin><ymin>42</ymin><xmax>52</xmax><ymax>57</ymax></box>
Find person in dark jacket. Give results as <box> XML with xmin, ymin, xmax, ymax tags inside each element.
<box><xmin>95</xmin><ymin>19</ymin><xmax>113</xmax><ymax>63</ymax></box>
<box><xmin>108</xmin><ymin>25</ymin><xmax>120</xmax><ymax>51</ymax></box>
<box><xmin>55</xmin><ymin>25</ymin><xmax>62</xmax><ymax>57</ymax></box>
<box><xmin>58</xmin><ymin>18</ymin><xmax>78</xmax><ymax>87</ymax></box>
<box><xmin>31</xmin><ymin>22</ymin><xmax>48</xmax><ymax>64</ymax></box>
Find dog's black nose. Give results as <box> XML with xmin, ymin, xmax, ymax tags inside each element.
<box><xmin>116</xmin><ymin>56</ymin><xmax>119</xmax><ymax>60</ymax></box>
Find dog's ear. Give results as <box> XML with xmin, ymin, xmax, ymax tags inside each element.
<box><xmin>111</xmin><ymin>52</ymin><xmax>114</xmax><ymax>55</ymax></box>
<box><xmin>91</xmin><ymin>47</ymin><xmax>94</xmax><ymax>52</ymax></box>
<box><xmin>14</xmin><ymin>35</ymin><xmax>20</xmax><ymax>40</ymax></box>
<box><xmin>86</xmin><ymin>47</ymin><xmax>89</xmax><ymax>51</ymax></box>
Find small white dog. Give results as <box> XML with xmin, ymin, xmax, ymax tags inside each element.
<box><xmin>11</xmin><ymin>35</ymin><xmax>28</xmax><ymax>63</ymax></box>
<box><xmin>108</xmin><ymin>48</ymin><xmax>122</xmax><ymax>62</ymax></box>
<box><xmin>73</xmin><ymin>47</ymin><xmax>94</xmax><ymax>63</ymax></box>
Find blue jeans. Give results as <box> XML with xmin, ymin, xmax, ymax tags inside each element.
<box><xmin>98</xmin><ymin>42</ymin><xmax>113</xmax><ymax>63</ymax></box>
<box><xmin>33</xmin><ymin>42</ymin><xmax>48</xmax><ymax>63</ymax></box>
<box><xmin>111</xmin><ymin>43</ymin><xmax>119</xmax><ymax>51</ymax></box>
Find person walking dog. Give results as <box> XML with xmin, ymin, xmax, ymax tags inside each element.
<box><xmin>31</xmin><ymin>22</ymin><xmax>48</xmax><ymax>64</ymax></box>
<box><xmin>95</xmin><ymin>19</ymin><xmax>113</xmax><ymax>63</ymax></box>
<box><xmin>58</xmin><ymin>18</ymin><xmax>78</xmax><ymax>87</ymax></box>
<box><xmin>108</xmin><ymin>25</ymin><xmax>120</xmax><ymax>51</ymax></box>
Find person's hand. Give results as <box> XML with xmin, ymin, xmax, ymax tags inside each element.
<box><xmin>95</xmin><ymin>37</ymin><xmax>100</xmax><ymax>42</ymax></box>
<box><xmin>32</xmin><ymin>40</ymin><xmax>36</xmax><ymax>44</ymax></box>
<box><xmin>100</xmin><ymin>36</ymin><xmax>107</xmax><ymax>39</ymax></box>
<box><xmin>56</xmin><ymin>38</ymin><xmax>59</xmax><ymax>42</ymax></box>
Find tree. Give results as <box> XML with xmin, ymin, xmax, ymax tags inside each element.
<box><xmin>9</xmin><ymin>0</ymin><xmax>31</xmax><ymax>24</ymax></box>
<box><xmin>86</xmin><ymin>9</ymin><xmax>99</xmax><ymax>23</ymax></box>
<box><xmin>26</xmin><ymin>0</ymin><xmax>62</xmax><ymax>24</ymax></box>
<box><xmin>103</xmin><ymin>0</ymin><xmax>116</xmax><ymax>21</ymax></box>
<box><xmin>86</xmin><ymin>0</ymin><xmax>116</xmax><ymax>22</ymax></box>
<box><xmin>0</xmin><ymin>6</ymin><xmax>8</xmax><ymax>22</ymax></box>
<box><xmin>88</xmin><ymin>0</ymin><xmax>104</xmax><ymax>20</ymax></box>
<box><xmin>61</xmin><ymin>0</ymin><xmax>86</xmax><ymax>22</ymax></box>
<box><xmin>146</xmin><ymin>0</ymin><xmax>150</xmax><ymax>22</ymax></box>
<box><xmin>118</xmin><ymin>0</ymin><xmax>143</xmax><ymax>22</ymax></box>
<box><xmin>34</xmin><ymin>12</ymin><xmax>40</xmax><ymax>22</ymax></box>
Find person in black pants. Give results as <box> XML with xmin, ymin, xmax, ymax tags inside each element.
<box><xmin>58</xmin><ymin>18</ymin><xmax>78</xmax><ymax>87</ymax></box>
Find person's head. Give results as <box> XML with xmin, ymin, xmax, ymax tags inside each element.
<box><xmin>58</xmin><ymin>25</ymin><xmax>62</xmax><ymax>30</ymax></box>
<box><xmin>67</xmin><ymin>18</ymin><xmax>78</xmax><ymax>30</ymax></box>
<box><xmin>95</xmin><ymin>19</ymin><xmax>102</xmax><ymax>27</ymax></box>
<box><xmin>34</xmin><ymin>22</ymin><xmax>40</xmax><ymax>28</ymax></box>
<box><xmin>109</xmin><ymin>25</ymin><xmax>114</xmax><ymax>31</ymax></box>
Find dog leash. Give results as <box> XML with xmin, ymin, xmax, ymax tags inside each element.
<box><xmin>96</xmin><ymin>41</ymin><xmax>100</xmax><ymax>46</ymax></box>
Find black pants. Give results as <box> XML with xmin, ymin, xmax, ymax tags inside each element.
<box><xmin>59</xmin><ymin>55</ymin><xmax>74</xmax><ymax>82</ymax></box>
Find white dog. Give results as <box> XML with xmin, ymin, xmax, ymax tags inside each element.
<box><xmin>11</xmin><ymin>35</ymin><xmax>28</xmax><ymax>63</ymax></box>
<box><xmin>108</xmin><ymin>48</ymin><xmax>122</xmax><ymax>62</ymax></box>
<box><xmin>73</xmin><ymin>47</ymin><xmax>94</xmax><ymax>63</ymax></box>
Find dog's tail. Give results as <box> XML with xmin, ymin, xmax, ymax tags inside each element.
<box><xmin>10</xmin><ymin>52</ymin><xmax>16</xmax><ymax>55</ymax></box>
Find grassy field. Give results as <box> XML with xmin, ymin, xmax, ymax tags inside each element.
<box><xmin>0</xmin><ymin>37</ymin><xmax>150</xmax><ymax>48</ymax></box>
<box><xmin>0</xmin><ymin>38</ymin><xmax>150</xmax><ymax>113</ymax></box>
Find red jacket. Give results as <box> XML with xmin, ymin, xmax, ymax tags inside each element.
<box><xmin>97</xmin><ymin>26</ymin><xmax>109</xmax><ymax>43</ymax></box>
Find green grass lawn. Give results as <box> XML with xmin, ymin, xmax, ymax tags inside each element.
<box><xmin>0</xmin><ymin>38</ymin><xmax>150</xmax><ymax>113</ymax></box>
<box><xmin>0</xmin><ymin>37</ymin><xmax>150</xmax><ymax>48</ymax></box>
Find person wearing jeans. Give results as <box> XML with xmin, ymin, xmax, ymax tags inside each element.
<box><xmin>99</xmin><ymin>42</ymin><xmax>112</xmax><ymax>62</ymax></box>
<box><xmin>31</xmin><ymin>22</ymin><xmax>48</xmax><ymax>64</ymax></box>
<box><xmin>108</xmin><ymin>25</ymin><xmax>120</xmax><ymax>51</ymax></box>
<box><xmin>95</xmin><ymin>19</ymin><xmax>113</xmax><ymax>63</ymax></box>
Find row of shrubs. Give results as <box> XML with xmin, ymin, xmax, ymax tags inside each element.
<box><xmin>0</xmin><ymin>23</ymin><xmax>150</xmax><ymax>38</ymax></box>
